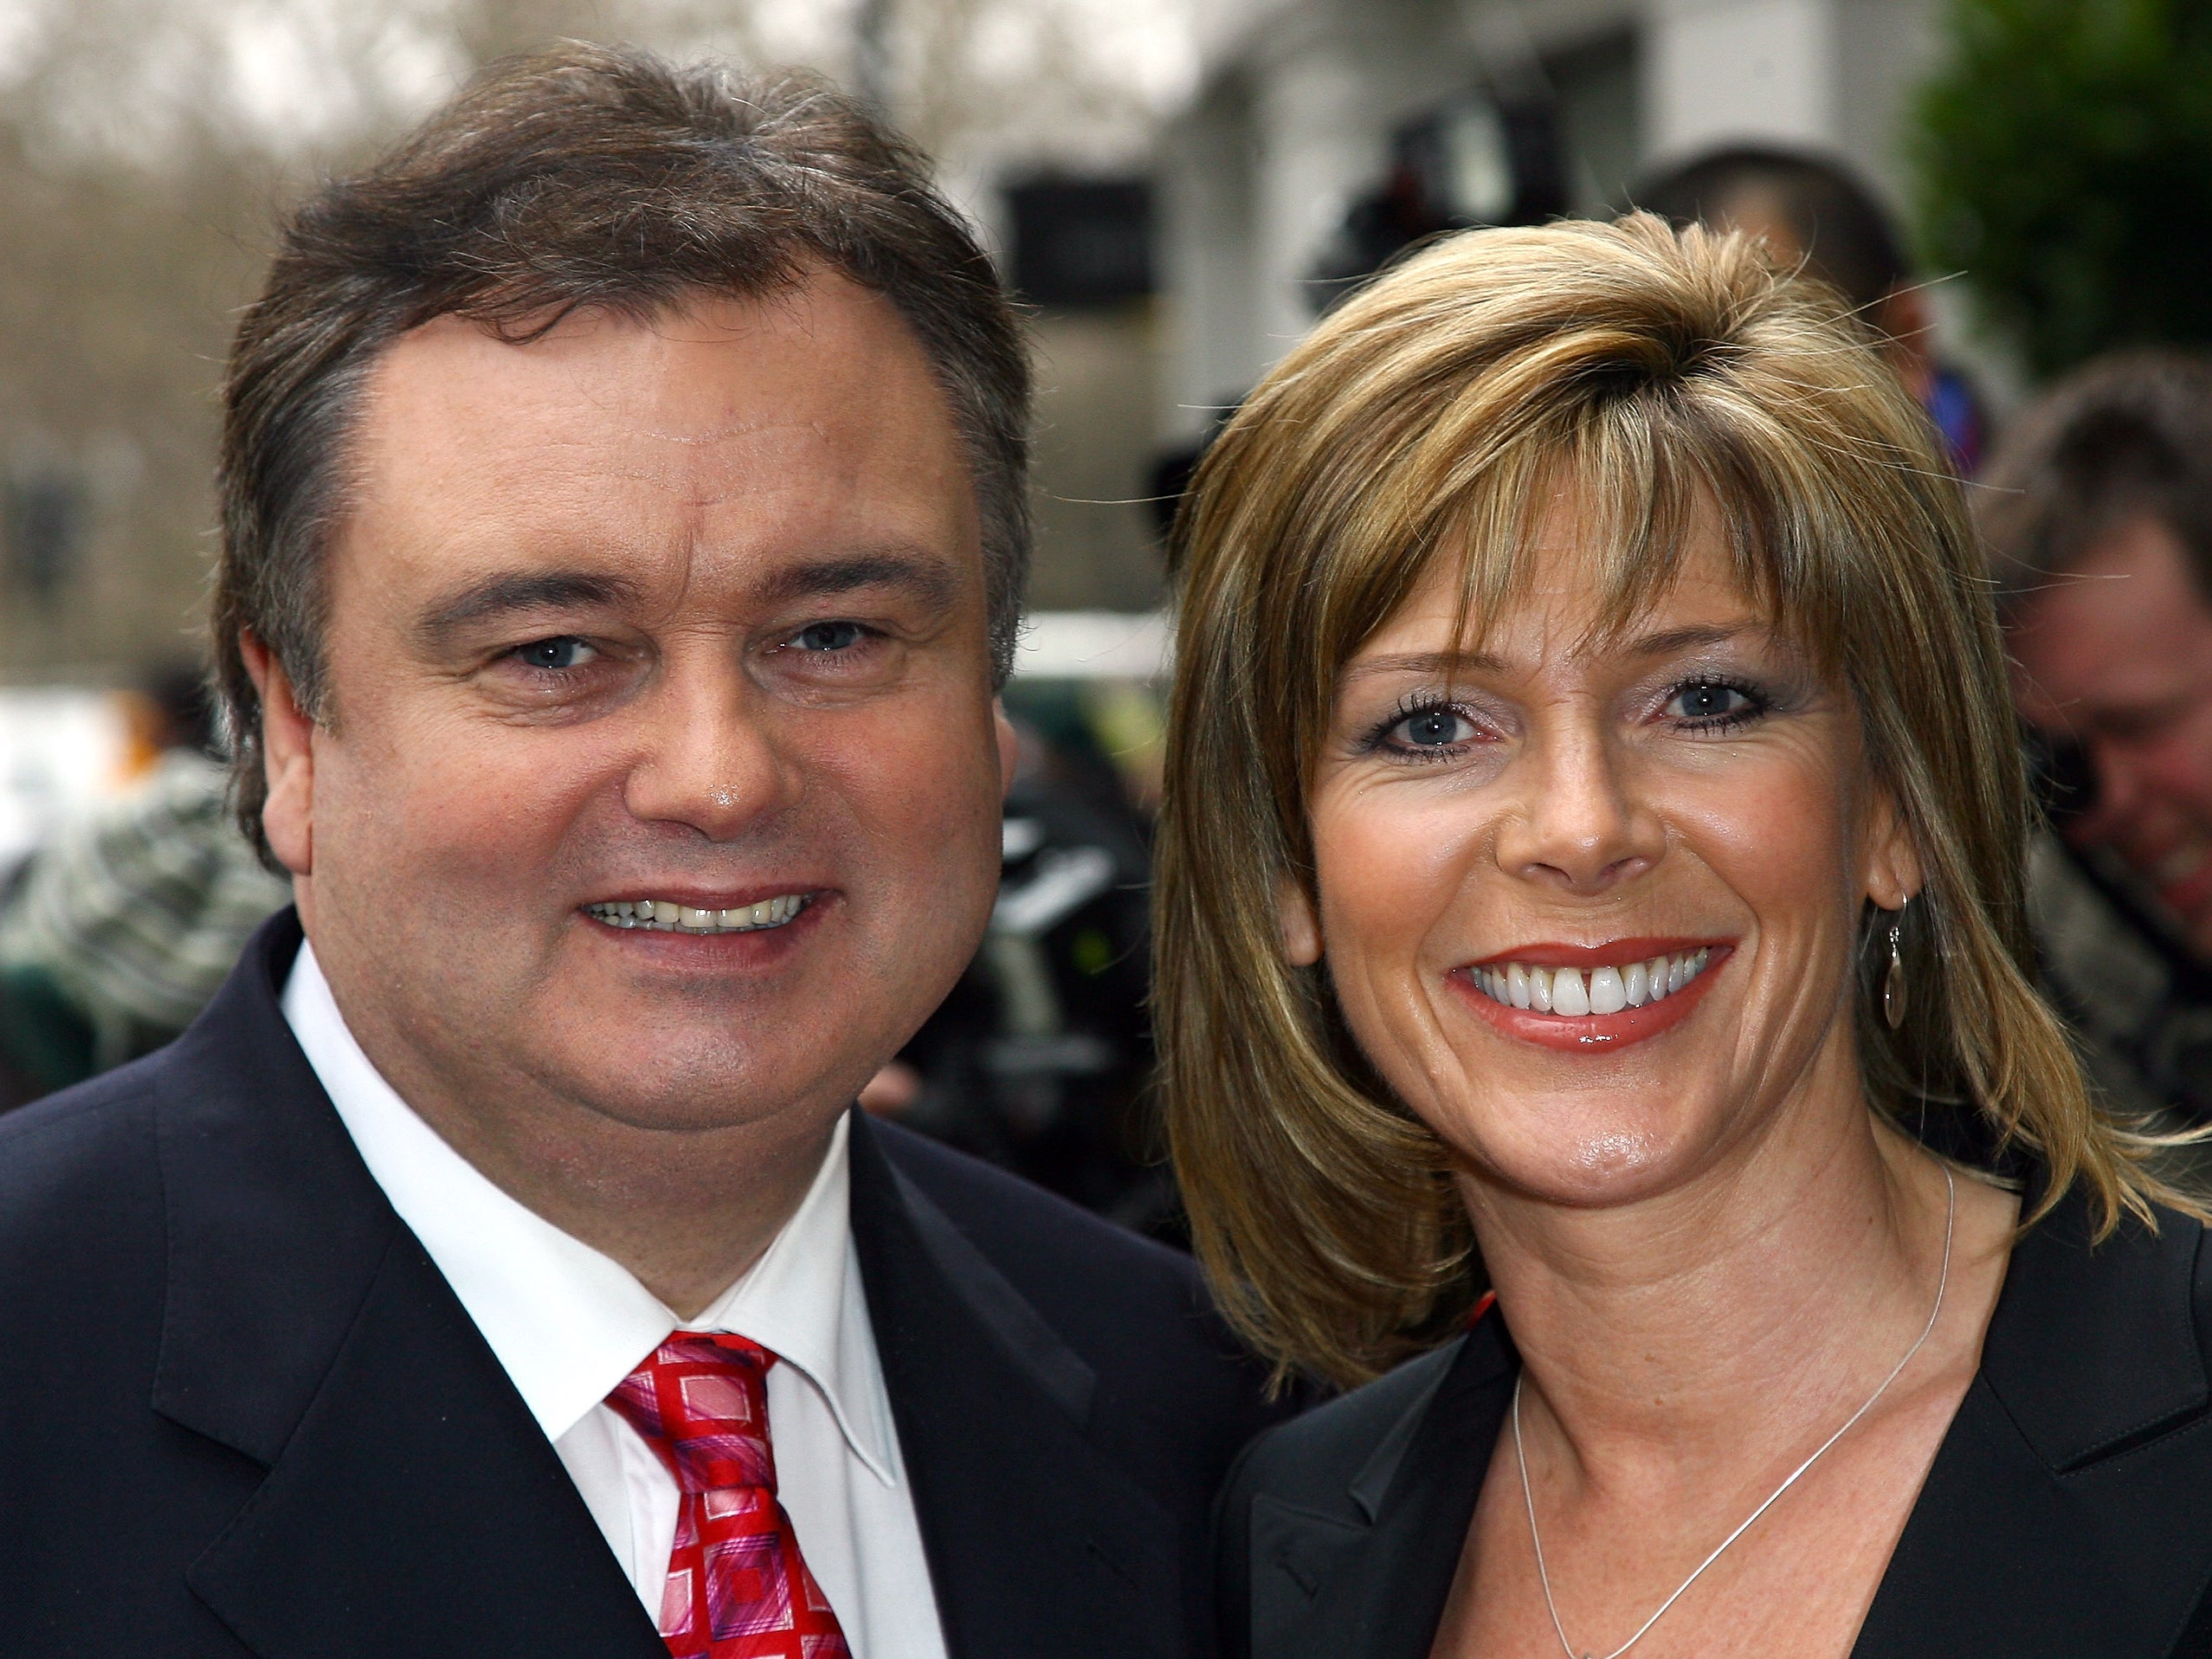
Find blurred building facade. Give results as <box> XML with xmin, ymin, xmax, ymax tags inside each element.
<box><xmin>1154</xmin><ymin>0</ymin><xmax>1947</xmax><ymax>454</ymax></box>
<box><xmin>0</xmin><ymin>146</ymin><xmax>280</xmax><ymax>681</ymax></box>
<box><xmin>0</xmin><ymin>0</ymin><xmax>1205</xmax><ymax>671</ymax></box>
<box><xmin>0</xmin><ymin>0</ymin><xmax>1966</xmax><ymax>675</ymax></box>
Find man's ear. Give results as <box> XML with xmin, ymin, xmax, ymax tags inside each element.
<box><xmin>240</xmin><ymin>631</ymin><xmax>314</xmax><ymax>876</ymax></box>
<box><xmin>1873</xmin><ymin>286</ymin><xmax>1938</xmax><ymax>395</ymax></box>
<box><xmin>1278</xmin><ymin>876</ymin><xmax>1322</xmax><ymax>967</ymax></box>
<box><xmin>1863</xmin><ymin>784</ymin><xmax>1924</xmax><ymax>913</ymax></box>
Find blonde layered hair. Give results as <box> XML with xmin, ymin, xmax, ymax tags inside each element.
<box><xmin>1157</xmin><ymin>214</ymin><xmax>2183</xmax><ymax>1389</ymax></box>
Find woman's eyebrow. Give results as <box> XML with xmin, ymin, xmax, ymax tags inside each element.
<box><xmin>1340</xmin><ymin>625</ymin><xmax>1775</xmax><ymax>684</ymax></box>
<box><xmin>1340</xmin><ymin>649</ymin><xmax>1509</xmax><ymax>682</ymax></box>
<box><xmin>1624</xmin><ymin>622</ymin><xmax>1766</xmax><ymax>657</ymax></box>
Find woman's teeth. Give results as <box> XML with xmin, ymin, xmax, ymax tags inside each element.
<box><xmin>586</xmin><ymin>895</ymin><xmax>809</xmax><ymax>934</ymax></box>
<box><xmin>1469</xmin><ymin>948</ymin><xmax>1712</xmax><ymax>1017</ymax></box>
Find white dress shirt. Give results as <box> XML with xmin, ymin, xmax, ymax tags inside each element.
<box><xmin>282</xmin><ymin>943</ymin><xmax>950</xmax><ymax>1659</ymax></box>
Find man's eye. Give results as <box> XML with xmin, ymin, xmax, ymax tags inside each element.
<box><xmin>790</xmin><ymin>620</ymin><xmax>869</xmax><ymax>653</ymax></box>
<box><xmin>1390</xmin><ymin>707</ymin><xmax>1478</xmax><ymax>747</ymax></box>
<box><xmin>513</xmin><ymin>636</ymin><xmax>596</xmax><ymax>671</ymax></box>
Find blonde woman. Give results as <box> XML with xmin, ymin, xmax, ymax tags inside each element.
<box><xmin>1159</xmin><ymin>215</ymin><xmax>2212</xmax><ymax>1659</ymax></box>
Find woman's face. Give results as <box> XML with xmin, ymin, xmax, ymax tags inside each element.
<box><xmin>1288</xmin><ymin>500</ymin><xmax>1919</xmax><ymax>1208</ymax></box>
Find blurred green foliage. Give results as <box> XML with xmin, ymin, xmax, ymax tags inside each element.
<box><xmin>1913</xmin><ymin>0</ymin><xmax>2212</xmax><ymax>377</ymax></box>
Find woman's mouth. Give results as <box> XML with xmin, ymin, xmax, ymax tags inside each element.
<box><xmin>1467</xmin><ymin>946</ymin><xmax>1713</xmax><ymax>1015</ymax></box>
<box><xmin>1450</xmin><ymin>939</ymin><xmax>1732</xmax><ymax>1049</ymax></box>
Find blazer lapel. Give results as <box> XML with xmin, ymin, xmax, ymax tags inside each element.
<box><xmin>1252</xmin><ymin>1323</ymin><xmax>1514</xmax><ymax>1659</ymax></box>
<box><xmin>848</xmin><ymin>1113</ymin><xmax>1183</xmax><ymax>1659</ymax></box>
<box><xmin>152</xmin><ymin>913</ymin><xmax>661</xmax><ymax>1659</ymax></box>
<box><xmin>1854</xmin><ymin>1194</ymin><xmax>2212</xmax><ymax>1658</ymax></box>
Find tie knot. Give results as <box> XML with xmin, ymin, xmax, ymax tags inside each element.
<box><xmin>607</xmin><ymin>1332</ymin><xmax>779</xmax><ymax>1495</ymax></box>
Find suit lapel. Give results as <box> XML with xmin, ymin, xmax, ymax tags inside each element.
<box><xmin>848</xmin><ymin>1113</ymin><xmax>1183</xmax><ymax>1659</ymax></box>
<box><xmin>1252</xmin><ymin>1324</ymin><xmax>1514</xmax><ymax>1659</ymax></box>
<box><xmin>185</xmin><ymin>1228</ymin><xmax>665</xmax><ymax>1659</ymax></box>
<box><xmin>1854</xmin><ymin>1195</ymin><xmax>2212</xmax><ymax>1658</ymax></box>
<box><xmin>153</xmin><ymin>913</ymin><xmax>661</xmax><ymax>1659</ymax></box>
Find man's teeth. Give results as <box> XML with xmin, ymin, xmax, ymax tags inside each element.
<box><xmin>1470</xmin><ymin>948</ymin><xmax>1712</xmax><ymax>1017</ymax></box>
<box><xmin>585</xmin><ymin>894</ymin><xmax>809</xmax><ymax>934</ymax></box>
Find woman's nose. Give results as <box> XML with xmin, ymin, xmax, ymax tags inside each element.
<box><xmin>1492</xmin><ymin>724</ymin><xmax>1661</xmax><ymax>894</ymax></box>
<box><xmin>621</xmin><ymin>671</ymin><xmax>801</xmax><ymax>841</ymax></box>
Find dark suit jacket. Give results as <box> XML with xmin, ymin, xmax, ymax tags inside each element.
<box><xmin>0</xmin><ymin>910</ymin><xmax>1282</xmax><ymax>1658</ymax></box>
<box><xmin>1221</xmin><ymin>1184</ymin><xmax>2212</xmax><ymax>1659</ymax></box>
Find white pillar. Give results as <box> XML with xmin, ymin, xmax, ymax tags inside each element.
<box><xmin>1647</xmin><ymin>0</ymin><xmax>1835</xmax><ymax>160</ymax></box>
<box><xmin>1163</xmin><ymin>0</ymin><xmax>1448</xmax><ymax>433</ymax></box>
<box><xmin>1248</xmin><ymin>8</ymin><xmax>1391</xmax><ymax>360</ymax></box>
<box><xmin>1641</xmin><ymin>0</ymin><xmax>1938</xmax><ymax>204</ymax></box>
<box><xmin>1158</xmin><ymin>76</ymin><xmax>1267</xmax><ymax>442</ymax></box>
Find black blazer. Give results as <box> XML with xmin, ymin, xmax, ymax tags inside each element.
<box><xmin>0</xmin><ymin>910</ymin><xmax>1282</xmax><ymax>1658</ymax></box>
<box><xmin>1221</xmin><ymin>1185</ymin><xmax>2212</xmax><ymax>1659</ymax></box>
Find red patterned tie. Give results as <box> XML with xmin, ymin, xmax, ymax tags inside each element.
<box><xmin>606</xmin><ymin>1333</ymin><xmax>852</xmax><ymax>1659</ymax></box>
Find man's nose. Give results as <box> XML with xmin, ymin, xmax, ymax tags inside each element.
<box><xmin>1491</xmin><ymin>724</ymin><xmax>1661</xmax><ymax>894</ymax></box>
<box><xmin>621</xmin><ymin>667</ymin><xmax>799</xmax><ymax>841</ymax></box>
<box><xmin>2074</xmin><ymin>737</ymin><xmax>2146</xmax><ymax>847</ymax></box>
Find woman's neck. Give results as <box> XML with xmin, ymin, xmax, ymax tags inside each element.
<box><xmin>1459</xmin><ymin>1075</ymin><xmax>2011</xmax><ymax>1494</ymax></box>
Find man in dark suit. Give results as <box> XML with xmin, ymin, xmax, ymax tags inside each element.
<box><xmin>0</xmin><ymin>43</ymin><xmax>1278</xmax><ymax>1659</ymax></box>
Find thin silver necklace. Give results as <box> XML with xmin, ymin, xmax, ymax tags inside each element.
<box><xmin>1512</xmin><ymin>1165</ymin><xmax>1956</xmax><ymax>1659</ymax></box>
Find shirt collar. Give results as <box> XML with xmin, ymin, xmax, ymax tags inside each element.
<box><xmin>281</xmin><ymin>940</ymin><xmax>897</xmax><ymax>1483</ymax></box>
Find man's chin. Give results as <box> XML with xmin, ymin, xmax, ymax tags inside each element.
<box><xmin>559</xmin><ymin>1054</ymin><xmax>862</xmax><ymax>1139</ymax></box>
<box><xmin>2185</xmin><ymin>910</ymin><xmax>2212</xmax><ymax>964</ymax></box>
<box><xmin>493</xmin><ymin>989</ymin><xmax>863</xmax><ymax>1136</ymax></box>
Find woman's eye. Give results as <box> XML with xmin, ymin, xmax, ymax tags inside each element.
<box><xmin>1666</xmin><ymin>681</ymin><xmax>1757</xmax><ymax>723</ymax></box>
<box><xmin>1390</xmin><ymin>707</ymin><xmax>1478</xmax><ymax>748</ymax></box>
<box><xmin>790</xmin><ymin>620</ymin><xmax>869</xmax><ymax>653</ymax></box>
<box><xmin>513</xmin><ymin>636</ymin><xmax>596</xmax><ymax>671</ymax></box>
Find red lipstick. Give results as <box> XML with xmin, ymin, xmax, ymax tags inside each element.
<box><xmin>1448</xmin><ymin>942</ymin><xmax>1734</xmax><ymax>1052</ymax></box>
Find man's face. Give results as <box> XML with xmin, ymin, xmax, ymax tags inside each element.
<box><xmin>261</xmin><ymin>279</ymin><xmax>1011</xmax><ymax>1148</ymax></box>
<box><xmin>2010</xmin><ymin>514</ymin><xmax>2212</xmax><ymax>956</ymax></box>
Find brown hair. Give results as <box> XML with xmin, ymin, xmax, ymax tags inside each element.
<box><xmin>1979</xmin><ymin>349</ymin><xmax>2212</xmax><ymax>611</ymax></box>
<box><xmin>214</xmin><ymin>42</ymin><xmax>1029</xmax><ymax>860</ymax></box>
<box><xmin>1158</xmin><ymin>213</ymin><xmax>2183</xmax><ymax>1388</ymax></box>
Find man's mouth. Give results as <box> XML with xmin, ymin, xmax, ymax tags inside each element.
<box><xmin>2152</xmin><ymin>839</ymin><xmax>2212</xmax><ymax>918</ymax></box>
<box><xmin>1464</xmin><ymin>946</ymin><xmax>1715</xmax><ymax>1017</ymax></box>
<box><xmin>584</xmin><ymin>894</ymin><xmax>812</xmax><ymax>935</ymax></box>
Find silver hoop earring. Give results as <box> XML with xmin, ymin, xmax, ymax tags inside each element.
<box><xmin>1883</xmin><ymin>907</ymin><xmax>1907</xmax><ymax>1030</ymax></box>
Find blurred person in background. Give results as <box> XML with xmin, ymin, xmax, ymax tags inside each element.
<box><xmin>0</xmin><ymin>662</ymin><xmax>288</xmax><ymax>1101</ymax></box>
<box><xmin>1636</xmin><ymin>145</ymin><xmax>1986</xmax><ymax>474</ymax></box>
<box><xmin>1984</xmin><ymin>353</ymin><xmax>2212</xmax><ymax>1127</ymax></box>
<box><xmin>871</xmin><ymin>697</ymin><xmax>1171</xmax><ymax>1236</ymax></box>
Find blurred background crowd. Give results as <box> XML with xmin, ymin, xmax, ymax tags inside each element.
<box><xmin>1</xmin><ymin>0</ymin><xmax>2209</xmax><ymax>1239</ymax></box>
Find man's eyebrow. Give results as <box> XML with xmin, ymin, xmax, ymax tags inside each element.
<box><xmin>753</xmin><ymin>551</ymin><xmax>961</xmax><ymax>610</ymax></box>
<box><xmin>417</xmin><ymin>571</ymin><xmax>642</xmax><ymax>637</ymax></box>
